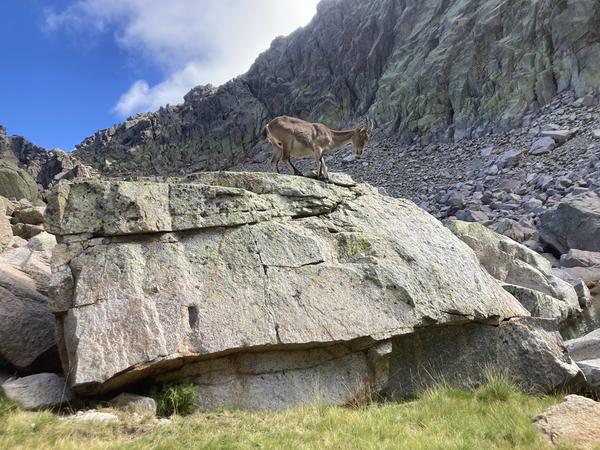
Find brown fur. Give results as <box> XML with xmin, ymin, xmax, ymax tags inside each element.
<box><xmin>265</xmin><ymin>116</ymin><xmax>371</xmax><ymax>180</ymax></box>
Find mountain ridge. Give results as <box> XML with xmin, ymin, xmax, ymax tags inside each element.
<box><xmin>10</xmin><ymin>0</ymin><xmax>600</xmax><ymax>178</ymax></box>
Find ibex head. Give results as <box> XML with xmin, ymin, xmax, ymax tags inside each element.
<box><xmin>352</xmin><ymin>118</ymin><xmax>373</xmax><ymax>155</ymax></box>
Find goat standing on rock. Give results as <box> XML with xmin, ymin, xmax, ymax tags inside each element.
<box><xmin>264</xmin><ymin>116</ymin><xmax>372</xmax><ymax>181</ymax></box>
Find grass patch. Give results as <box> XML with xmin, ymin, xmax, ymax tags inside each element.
<box><xmin>149</xmin><ymin>380</ymin><xmax>197</xmax><ymax>417</ymax></box>
<box><xmin>0</xmin><ymin>381</ymin><xmax>560</xmax><ymax>450</ymax></box>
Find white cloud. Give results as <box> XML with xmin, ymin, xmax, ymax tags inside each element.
<box><xmin>45</xmin><ymin>0</ymin><xmax>319</xmax><ymax>116</ymax></box>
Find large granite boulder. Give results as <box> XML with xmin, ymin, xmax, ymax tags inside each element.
<box><xmin>45</xmin><ymin>173</ymin><xmax>577</xmax><ymax>409</ymax></box>
<box><xmin>539</xmin><ymin>191</ymin><xmax>600</xmax><ymax>254</ymax></box>
<box><xmin>388</xmin><ymin>318</ymin><xmax>582</xmax><ymax>399</ymax></box>
<box><xmin>448</xmin><ymin>220</ymin><xmax>580</xmax><ymax>319</ymax></box>
<box><xmin>46</xmin><ymin>172</ymin><xmax>570</xmax><ymax>409</ymax></box>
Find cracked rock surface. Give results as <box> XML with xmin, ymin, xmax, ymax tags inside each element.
<box><xmin>46</xmin><ymin>172</ymin><xmax>531</xmax><ymax>407</ymax></box>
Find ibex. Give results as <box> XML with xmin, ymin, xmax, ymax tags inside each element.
<box><xmin>264</xmin><ymin>116</ymin><xmax>372</xmax><ymax>181</ymax></box>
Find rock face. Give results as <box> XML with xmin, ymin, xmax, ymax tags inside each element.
<box><xmin>501</xmin><ymin>284</ymin><xmax>570</xmax><ymax>322</ymax></box>
<box><xmin>0</xmin><ymin>126</ymin><xmax>90</xmax><ymax>191</ymax></box>
<box><xmin>448</xmin><ymin>220</ymin><xmax>580</xmax><ymax>319</ymax></box>
<box><xmin>539</xmin><ymin>191</ymin><xmax>600</xmax><ymax>254</ymax></box>
<box><xmin>74</xmin><ymin>0</ymin><xmax>600</xmax><ymax>176</ymax></box>
<box><xmin>388</xmin><ymin>318</ymin><xmax>582</xmax><ymax>399</ymax></box>
<box><xmin>46</xmin><ymin>172</ymin><xmax>529</xmax><ymax>408</ymax></box>
<box><xmin>0</xmin><ymin>232</ymin><xmax>59</xmax><ymax>373</ymax></box>
<box><xmin>534</xmin><ymin>395</ymin><xmax>600</xmax><ymax>449</ymax></box>
<box><xmin>0</xmin><ymin>160</ymin><xmax>39</xmax><ymax>201</ymax></box>
<box><xmin>1</xmin><ymin>373</ymin><xmax>75</xmax><ymax>411</ymax></box>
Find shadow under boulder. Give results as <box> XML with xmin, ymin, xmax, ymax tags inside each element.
<box><xmin>387</xmin><ymin>318</ymin><xmax>582</xmax><ymax>400</ymax></box>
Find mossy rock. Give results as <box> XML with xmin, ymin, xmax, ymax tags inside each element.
<box><xmin>0</xmin><ymin>160</ymin><xmax>39</xmax><ymax>202</ymax></box>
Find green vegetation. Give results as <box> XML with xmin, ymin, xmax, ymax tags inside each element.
<box><xmin>0</xmin><ymin>379</ymin><xmax>561</xmax><ymax>450</ymax></box>
<box><xmin>338</xmin><ymin>233</ymin><xmax>373</xmax><ymax>259</ymax></box>
<box><xmin>149</xmin><ymin>380</ymin><xmax>198</xmax><ymax>417</ymax></box>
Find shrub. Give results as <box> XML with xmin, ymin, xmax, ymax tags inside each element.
<box><xmin>476</xmin><ymin>372</ymin><xmax>518</xmax><ymax>402</ymax></box>
<box><xmin>149</xmin><ymin>380</ymin><xmax>197</xmax><ymax>417</ymax></box>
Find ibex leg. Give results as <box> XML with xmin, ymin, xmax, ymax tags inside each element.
<box><xmin>319</xmin><ymin>157</ymin><xmax>330</xmax><ymax>182</ymax></box>
<box><xmin>313</xmin><ymin>147</ymin><xmax>324</xmax><ymax>179</ymax></box>
<box><xmin>271</xmin><ymin>147</ymin><xmax>282</xmax><ymax>173</ymax></box>
<box><xmin>284</xmin><ymin>158</ymin><xmax>302</xmax><ymax>176</ymax></box>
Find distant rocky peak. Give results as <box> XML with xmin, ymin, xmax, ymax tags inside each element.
<box><xmin>73</xmin><ymin>0</ymin><xmax>600</xmax><ymax>176</ymax></box>
<box><xmin>183</xmin><ymin>84</ymin><xmax>219</xmax><ymax>104</ymax></box>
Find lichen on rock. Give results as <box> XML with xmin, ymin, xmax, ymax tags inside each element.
<box><xmin>45</xmin><ymin>172</ymin><xmax>576</xmax><ymax>410</ymax></box>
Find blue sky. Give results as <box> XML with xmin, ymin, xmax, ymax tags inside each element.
<box><xmin>1</xmin><ymin>0</ymin><xmax>318</xmax><ymax>151</ymax></box>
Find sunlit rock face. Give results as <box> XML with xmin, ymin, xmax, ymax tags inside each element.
<box><xmin>45</xmin><ymin>172</ymin><xmax>531</xmax><ymax>409</ymax></box>
<box><xmin>75</xmin><ymin>0</ymin><xmax>600</xmax><ymax>175</ymax></box>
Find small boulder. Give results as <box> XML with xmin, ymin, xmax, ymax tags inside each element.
<box><xmin>565</xmin><ymin>328</ymin><xmax>600</xmax><ymax>362</ymax></box>
<box><xmin>490</xmin><ymin>218</ymin><xmax>537</xmax><ymax>243</ymax></box>
<box><xmin>2</xmin><ymin>373</ymin><xmax>75</xmax><ymax>410</ymax></box>
<box><xmin>592</xmin><ymin>129</ymin><xmax>600</xmax><ymax>139</ymax></box>
<box><xmin>539</xmin><ymin>191</ymin><xmax>600</xmax><ymax>254</ymax></box>
<box><xmin>534</xmin><ymin>395</ymin><xmax>600</xmax><ymax>448</ymax></box>
<box><xmin>577</xmin><ymin>360</ymin><xmax>600</xmax><ymax>394</ymax></box>
<box><xmin>540</xmin><ymin>129</ymin><xmax>577</xmax><ymax>144</ymax></box>
<box><xmin>457</xmin><ymin>209</ymin><xmax>489</xmax><ymax>223</ymax></box>
<box><xmin>109</xmin><ymin>393</ymin><xmax>157</xmax><ymax>415</ymax></box>
<box><xmin>560</xmin><ymin>249</ymin><xmax>600</xmax><ymax>268</ymax></box>
<box><xmin>448</xmin><ymin>221</ymin><xmax>580</xmax><ymax>318</ymax></box>
<box><xmin>553</xmin><ymin>267</ymin><xmax>600</xmax><ymax>286</ymax></box>
<box><xmin>564</xmin><ymin>329</ymin><xmax>600</xmax><ymax>394</ymax></box>
<box><xmin>480</xmin><ymin>146</ymin><xmax>493</xmax><ymax>158</ymax></box>
<box><xmin>495</xmin><ymin>148</ymin><xmax>523</xmax><ymax>169</ymax></box>
<box><xmin>502</xmin><ymin>284</ymin><xmax>570</xmax><ymax>321</ymax></box>
<box><xmin>523</xmin><ymin>197</ymin><xmax>544</xmax><ymax>212</ymax></box>
<box><xmin>486</xmin><ymin>164</ymin><xmax>499</xmax><ymax>175</ymax></box>
<box><xmin>11</xmin><ymin>223</ymin><xmax>44</xmax><ymax>240</ymax></box>
<box><xmin>530</xmin><ymin>137</ymin><xmax>556</xmax><ymax>155</ymax></box>
<box><xmin>12</xmin><ymin>206</ymin><xmax>45</xmax><ymax>226</ymax></box>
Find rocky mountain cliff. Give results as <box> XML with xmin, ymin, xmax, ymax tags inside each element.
<box><xmin>74</xmin><ymin>0</ymin><xmax>600</xmax><ymax>176</ymax></box>
<box><xmin>0</xmin><ymin>126</ymin><xmax>89</xmax><ymax>201</ymax></box>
